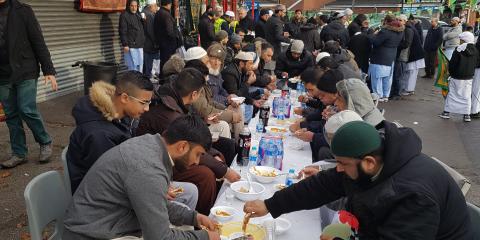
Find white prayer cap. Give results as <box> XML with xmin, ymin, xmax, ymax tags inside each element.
<box><xmin>316</xmin><ymin>52</ymin><xmax>331</xmax><ymax>63</ymax></box>
<box><xmin>459</xmin><ymin>31</ymin><xmax>475</xmax><ymax>44</ymax></box>
<box><xmin>225</xmin><ymin>11</ymin><xmax>235</xmax><ymax>17</ymax></box>
<box><xmin>147</xmin><ymin>0</ymin><xmax>157</xmax><ymax>4</ymax></box>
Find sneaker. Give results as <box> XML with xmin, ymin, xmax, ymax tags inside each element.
<box><xmin>39</xmin><ymin>143</ymin><xmax>53</xmax><ymax>163</ymax></box>
<box><xmin>400</xmin><ymin>91</ymin><xmax>410</xmax><ymax>96</ymax></box>
<box><xmin>408</xmin><ymin>91</ymin><xmax>415</xmax><ymax>95</ymax></box>
<box><xmin>1</xmin><ymin>155</ymin><xmax>27</xmax><ymax>168</ymax></box>
<box><xmin>471</xmin><ymin>112</ymin><xmax>480</xmax><ymax>119</ymax></box>
<box><xmin>377</xmin><ymin>98</ymin><xmax>385</xmax><ymax>103</ymax></box>
<box><xmin>381</xmin><ymin>97</ymin><xmax>389</xmax><ymax>102</ymax></box>
<box><xmin>438</xmin><ymin>112</ymin><xmax>450</xmax><ymax>119</ymax></box>
<box><xmin>464</xmin><ymin>115</ymin><xmax>472</xmax><ymax>122</ymax></box>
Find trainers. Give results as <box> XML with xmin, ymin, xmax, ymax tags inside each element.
<box><xmin>400</xmin><ymin>91</ymin><xmax>410</xmax><ymax>96</ymax></box>
<box><xmin>1</xmin><ymin>155</ymin><xmax>27</xmax><ymax>168</ymax></box>
<box><xmin>464</xmin><ymin>115</ymin><xmax>472</xmax><ymax>122</ymax></box>
<box><xmin>471</xmin><ymin>112</ymin><xmax>480</xmax><ymax>119</ymax></box>
<box><xmin>382</xmin><ymin>97</ymin><xmax>389</xmax><ymax>102</ymax></box>
<box><xmin>438</xmin><ymin>112</ymin><xmax>450</xmax><ymax>119</ymax></box>
<box><xmin>39</xmin><ymin>143</ymin><xmax>52</xmax><ymax>163</ymax></box>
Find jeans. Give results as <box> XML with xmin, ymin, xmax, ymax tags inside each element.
<box><xmin>0</xmin><ymin>79</ymin><xmax>51</xmax><ymax>157</ymax></box>
<box><xmin>143</xmin><ymin>52</ymin><xmax>160</xmax><ymax>78</ymax></box>
<box><xmin>241</xmin><ymin>104</ymin><xmax>254</xmax><ymax>124</ymax></box>
<box><xmin>124</xmin><ymin>48</ymin><xmax>144</xmax><ymax>72</ymax></box>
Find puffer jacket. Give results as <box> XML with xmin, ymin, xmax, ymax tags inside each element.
<box><xmin>368</xmin><ymin>23</ymin><xmax>404</xmax><ymax>66</ymax></box>
<box><xmin>443</xmin><ymin>25</ymin><xmax>462</xmax><ymax>49</ymax></box>
<box><xmin>299</xmin><ymin>23</ymin><xmax>322</xmax><ymax>52</ymax></box>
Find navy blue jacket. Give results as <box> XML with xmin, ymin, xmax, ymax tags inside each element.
<box><xmin>368</xmin><ymin>24</ymin><xmax>404</xmax><ymax>66</ymax></box>
<box><xmin>66</xmin><ymin>96</ymin><xmax>131</xmax><ymax>194</ymax></box>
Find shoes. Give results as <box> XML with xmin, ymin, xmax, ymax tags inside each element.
<box><xmin>389</xmin><ymin>95</ymin><xmax>401</xmax><ymax>100</ymax></box>
<box><xmin>1</xmin><ymin>155</ymin><xmax>27</xmax><ymax>168</ymax></box>
<box><xmin>400</xmin><ymin>91</ymin><xmax>415</xmax><ymax>96</ymax></box>
<box><xmin>438</xmin><ymin>112</ymin><xmax>450</xmax><ymax>119</ymax></box>
<box><xmin>464</xmin><ymin>115</ymin><xmax>472</xmax><ymax>122</ymax></box>
<box><xmin>381</xmin><ymin>97</ymin><xmax>389</xmax><ymax>102</ymax></box>
<box><xmin>39</xmin><ymin>143</ymin><xmax>52</xmax><ymax>163</ymax></box>
<box><xmin>471</xmin><ymin>112</ymin><xmax>480</xmax><ymax>119</ymax></box>
<box><xmin>377</xmin><ymin>98</ymin><xmax>385</xmax><ymax>102</ymax></box>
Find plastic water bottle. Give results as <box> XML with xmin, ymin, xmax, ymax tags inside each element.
<box><xmin>264</xmin><ymin>141</ymin><xmax>276</xmax><ymax>167</ymax></box>
<box><xmin>277</xmin><ymin>98</ymin><xmax>285</xmax><ymax>120</ymax></box>
<box><xmin>249</xmin><ymin>146</ymin><xmax>258</xmax><ymax>167</ymax></box>
<box><xmin>255</xmin><ymin>121</ymin><xmax>264</xmax><ymax>140</ymax></box>
<box><xmin>285</xmin><ymin>169</ymin><xmax>295</xmax><ymax>187</ymax></box>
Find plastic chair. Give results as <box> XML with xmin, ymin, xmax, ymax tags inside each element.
<box><xmin>431</xmin><ymin>157</ymin><xmax>471</xmax><ymax>196</ymax></box>
<box><xmin>467</xmin><ymin>202</ymin><xmax>480</xmax><ymax>238</ymax></box>
<box><xmin>24</xmin><ymin>171</ymin><xmax>70</xmax><ymax>240</ymax></box>
<box><xmin>61</xmin><ymin>146</ymin><xmax>71</xmax><ymax>196</ymax></box>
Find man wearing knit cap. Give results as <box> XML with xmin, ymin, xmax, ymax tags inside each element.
<box><xmin>244</xmin><ymin>120</ymin><xmax>473</xmax><ymax>239</ymax></box>
<box><xmin>255</xmin><ymin>9</ymin><xmax>271</xmax><ymax>39</ymax></box>
<box><xmin>224</xmin><ymin>34</ymin><xmax>242</xmax><ymax>66</ymax></box>
<box><xmin>275</xmin><ymin>39</ymin><xmax>315</xmax><ymax>88</ymax></box>
<box><xmin>215</xmin><ymin>30</ymin><xmax>229</xmax><ymax>49</ymax></box>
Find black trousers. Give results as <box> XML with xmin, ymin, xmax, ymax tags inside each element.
<box><xmin>424</xmin><ymin>50</ymin><xmax>437</xmax><ymax>77</ymax></box>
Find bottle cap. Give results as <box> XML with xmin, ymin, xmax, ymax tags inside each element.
<box><xmin>288</xmin><ymin>169</ymin><xmax>295</xmax><ymax>173</ymax></box>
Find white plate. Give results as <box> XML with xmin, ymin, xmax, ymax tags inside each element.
<box><xmin>249</xmin><ymin>166</ymin><xmax>280</xmax><ymax>183</ymax></box>
<box><xmin>274</xmin><ymin>218</ymin><xmax>291</xmax><ymax>235</ymax></box>
<box><xmin>288</xmin><ymin>78</ymin><xmax>301</xmax><ymax>83</ymax></box>
<box><xmin>231</xmin><ymin>97</ymin><xmax>245</xmax><ymax>104</ymax></box>
<box><xmin>230</xmin><ymin>181</ymin><xmax>265</xmax><ymax>202</ymax></box>
<box><xmin>210</xmin><ymin>206</ymin><xmax>237</xmax><ymax>222</ymax></box>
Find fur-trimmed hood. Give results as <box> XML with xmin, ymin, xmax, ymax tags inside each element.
<box><xmin>383</xmin><ymin>23</ymin><xmax>405</xmax><ymax>33</ymax></box>
<box><xmin>72</xmin><ymin>81</ymin><xmax>118</xmax><ymax>125</ymax></box>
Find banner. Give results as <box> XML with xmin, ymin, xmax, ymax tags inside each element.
<box><xmin>434</xmin><ymin>49</ymin><xmax>449</xmax><ymax>98</ymax></box>
<box><xmin>79</xmin><ymin>0</ymin><xmax>127</xmax><ymax>13</ymax></box>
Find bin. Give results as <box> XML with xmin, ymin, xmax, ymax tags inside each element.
<box><xmin>72</xmin><ymin>61</ymin><xmax>118</xmax><ymax>95</ymax></box>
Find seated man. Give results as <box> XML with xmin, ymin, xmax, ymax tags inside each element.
<box><xmin>63</xmin><ymin>115</ymin><xmax>221</xmax><ymax>240</ymax></box>
<box><xmin>275</xmin><ymin>39</ymin><xmax>315</xmax><ymax>89</ymax></box>
<box><xmin>136</xmin><ymin>68</ymin><xmax>241</xmax><ymax>214</ymax></box>
<box><xmin>253</xmin><ymin>42</ymin><xmax>276</xmax><ymax>90</ymax></box>
<box><xmin>245</xmin><ymin>121</ymin><xmax>473</xmax><ymax>239</ymax></box>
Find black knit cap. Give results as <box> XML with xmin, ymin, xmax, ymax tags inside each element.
<box><xmin>316</xmin><ymin>69</ymin><xmax>344</xmax><ymax>93</ymax></box>
<box><xmin>260</xmin><ymin>9</ymin><xmax>270</xmax><ymax>16</ymax></box>
<box><xmin>161</xmin><ymin>0</ymin><xmax>172</xmax><ymax>6</ymax></box>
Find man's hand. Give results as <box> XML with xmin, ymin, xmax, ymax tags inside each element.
<box><xmin>253</xmin><ymin>99</ymin><xmax>264</xmax><ymax>108</ymax></box>
<box><xmin>207</xmin><ymin>230</ymin><xmax>221</xmax><ymax>240</ymax></box>
<box><xmin>224</xmin><ymin>168</ymin><xmax>241</xmax><ymax>182</ymax></box>
<box><xmin>244</xmin><ymin>200</ymin><xmax>269</xmax><ymax>218</ymax></box>
<box><xmin>123</xmin><ymin>46</ymin><xmax>129</xmax><ymax>53</ymax></box>
<box><xmin>293</xmin><ymin>107</ymin><xmax>303</xmax><ymax>116</ymax></box>
<box><xmin>247</xmin><ymin>71</ymin><xmax>256</xmax><ymax>85</ymax></box>
<box><xmin>294</xmin><ymin>128</ymin><xmax>314</xmax><ymax>142</ymax></box>
<box><xmin>322</xmin><ymin>106</ymin><xmax>337</xmax><ymax>120</ymax></box>
<box><xmin>298</xmin><ymin>165</ymin><xmax>321</xmax><ymax>179</ymax></box>
<box><xmin>298</xmin><ymin>95</ymin><xmax>309</xmax><ymax>103</ymax></box>
<box><xmin>44</xmin><ymin>75</ymin><xmax>58</xmax><ymax>91</ymax></box>
<box><xmin>197</xmin><ymin>213</ymin><xmax>219</xmax><ymax>231</ymax></box>
<box><xmin>289</xmin><ymin>119</ymin><xmax>303</xmax><ymax>133</ymax></box>
<box><xmin>206</xmin><ymin>113</ymin><xmax>220</xmax><ymax>124</ymax></box>
<box><xmin>167</xmin><ymin>186</ymin><xmax>176</xmax><ymax>201</ymax></box>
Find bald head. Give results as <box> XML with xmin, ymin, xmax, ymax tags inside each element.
<box><xmin>431</xmin><ymin>17</ymin><xmax>439</xmax><ymax>28</ymax></box>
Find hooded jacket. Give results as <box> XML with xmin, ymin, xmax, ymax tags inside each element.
<box><xmin>264</xmin><ymin>121</ymin><xmax>473</xmax><ymax>239</ymax></box>
<box><xmin>348</xmin><ymin>32</ymin><xmax>371</xmax><ymax>74</ymax></box>
<box><xmin>119</xmin><ymin>8</ymin><xmax>145</xmax><ymax>48</ymax></box>
<box><xmin>275</xmin><ymin>46</ymin><xmax>315</xmax><ymax>79</ymax></box>
<box><xmin>136</xmin><ymin>82</ymin><xmax>229</xmax><ymax>178</ymax></box>
<box><xmin>336</xmin><ymin>79</ymin><xmax>384</xmax><ymax>127</ymax></box>
<box><xmin>368</xmin><ymin>23</ymin><xmax>404</xmax><ymax>66</ymax></box>
<box><xmin>320</xmin><ymin>20</ymin><xmax>350</xmax><ymax>48</ymax></box>
<box><xmin>222</xmin><ymin>62</ymin><xmax>260</xmax><ymax>105</ymax></box>
<box><xmin>406</xmin><ymin>23</ymin><xmax>425</xmax><ymax>63</ymax></box>
<box><xmin>331</xmin><ymin>49</ymin><xmax>361</xmax><ymax>77</ymax></box>
<box><xmin>299</xmin><ymin>23</ymin><xmax>322</xmax><ymax>52</ymax></box>
<box><xmin>449</xmin><ymin>44</ymin><xmax>479</xmax><ymax>80</ymax></box>
<box><xmin>66</xmin><ymin>81</ymin><xmax>131</xmax><ymax>194</ymax></box>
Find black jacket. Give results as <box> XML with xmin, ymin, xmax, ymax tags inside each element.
<box><xmin>449</xmin><ymin>44</ymin><xmax>479</xmax><ymax>80</ymax></box>
<box><xmin>320</xmin><ymin>20</ymin><xmax>349</xmax><ymax>48</ymax></box>
<box><xmin>265</xmin><ymin>14</ymin><xmax>290</xmax><ymax>49</ymax></box>
<box><xmin>348</xmin><ymin>33</ymin><xmax>371</xmax><ymax>73</ymax></box>
<box><xmin>67</xmin><ymin>83</ymin><xmax>131</xmax><ymax>194</ymax></box>
<box><xmin>119</xmin><ymin>10</ymin><xmax>145</xmax><ymax>48</ymax></box>
<box><xmin>198</xmin><ymin>15</ymin><xmax>215</xmax><ymax>49</ymax></box>
<box><xmin>0</xmin><ymin>0</ymin><xmax>55</xmax><ymax>83</ymax></box>
<box><xmin>142</xmin><ymin>8</ymin><xmax>158</xmax><ymax>53</ymax></box>
<box><xmin>154</xmin><ymin>7</ymin><xmax>182</xmax><ymax>51</ymax></box>
<box><xmin>286</xmin><ymin>19</ymin><xmax>304</xmax><ymax>39</ymax></box>
<box><xmin>221</xmin><ymin>63</ymin><xmax>260</xmax><ymax>105</ymax></box>
<box><xmin>239</xmin><ymin>16</ymin><xmax>254</xmax><ymax>32</ymax></box>
<box><xmin>265</xmin><ymin>121</ymin><xmax>473</xmax><ymax>239</ymax></box>
<box><xmin>424</xmin><ymin>26</ymin><xmax>443</xmax><ymax>52</ymax></box>
<box><xmin>253</xmin><ymin>59</ymin><xmax>273</xmax><ymax>88</ymax></box>
<box><xmin>368</xmin><ymin>24</ymin><xmax>404</xmax><ymax>66</ymax></box>
<box><xmin>407</xmin><ymin>23</ymin><xmax>425</xmax><ymax>63</ymax></box>
<box><xmin>299</xmin><ymin>23</ymin><xmax>322</xmax><ymax>52</ymax></box>
<box><xmin>275</xmin><ymin>46</ymin><xmax>315</xmax><ymax>79</ymax></box>
<box><xmin>254</xmin><ymin>19</ymin><xmax>268</xmax><ymax>39</ymax></box>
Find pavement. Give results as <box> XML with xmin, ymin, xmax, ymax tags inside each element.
<box><xmin>1</xmin><ymin>75</ymin><xmax>480</xmax><ymax>239</ymax></box>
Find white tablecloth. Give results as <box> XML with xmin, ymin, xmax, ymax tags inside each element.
<box><xmin>212</xmin><ymin>105</ymin><xmax>323</xmax><ymax>240</ymax></box>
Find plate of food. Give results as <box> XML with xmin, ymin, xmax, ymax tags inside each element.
<box><xmin>220</xmin><ymin>221</ymin><xmax>266</xmax><ymax>240</ymax></box>
<box><xmin>230</xmin><ymin>181</ymin><xmax>265</xmax><ymax>201</ymax></box>
<box><xmin>265</xmin><ymin>126</ymin><xmax>288</xmax><ymax>134</ymax></box>
<box><xmin>211</xmin><ymin>206</ymin><xmax>237</xmax><ymax>222</ymax></box>
<box><xmin>249</xmin><ymin>166</ymin><xmax>280</xmax><ymax>183</ymax></box>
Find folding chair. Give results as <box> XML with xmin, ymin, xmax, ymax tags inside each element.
<box><xmin>431</xmin><ymin>157</ymin><xmax>471</xmax><ymax>196</ymax></box>
<box><xmin>24</xmin><ymin>171</ymin><xmax>70</xmax><ymax>240</ymax></box>
<box><xmin>61</xmin><ymin>146</ymin><xmax>71</xmax><ymax>196</ymax></box>
<box><xmin>467</xmin><ymin>202</ymin><xmax>480</xmax><ymax>238</ymax></box>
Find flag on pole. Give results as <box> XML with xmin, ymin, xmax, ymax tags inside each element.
<box><xmin>434</xmin><ymin>49</ymin><xmax>449</xmax><ymax>98</ymax></box>
<box><xmin>449</xmin><ymin>0</ymin><xmax>457</xmax><ymax>9</ymax></box>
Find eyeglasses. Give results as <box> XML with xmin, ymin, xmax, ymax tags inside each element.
<box><xmin>128</xmin><ymin>95</ymin><xmax>151</xmax><ymax>106</ymax></box>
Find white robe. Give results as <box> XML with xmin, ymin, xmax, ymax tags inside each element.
<box><xmin>445</xmin><ymin>77</ymin><xmax>473</xmax><ymax>115</ymax></box>
<box><xmin>404</xmin><ymin>59</ymin><xmax>425</xmax><ymax>92</ymax></box>
<box><xmin>472</xmin><ymin>68</ymin><xmax>480</xmax><ymax>114</ymax></box>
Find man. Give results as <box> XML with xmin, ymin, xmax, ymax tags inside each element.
<box><xmin>142</xmin><ymin>0</ymin><xmax>159</xmax><ymax>78</ymax></box>
<box><xmin>409</xmin><ymin>14</ymin><xmax>424</xmax><ymax>45</ymax></box>
<box><xmin>255</xmin><ymin>9</ymin><xmax>270</xmax><ymax>39</ymax></box>
<box><xmin>423</xmin><ymin>18</ymin><xmax>443</xmax><ymax>78</ymax></box>
<box><xmin>275</xmin><ymin>40</ymin><xmax>315</xmax><ymax>85</ymax></box>
<box><xmin>0</xmin><ymin>0</ymin><xmax>57</xmax><ymax>168</ymax></box>
<box><xmin>67</xmin><ymin>71</ymin><xmax>153</xmax><ymax>193</ymax></box>
<box><xmin>214</xmin><ymin>10</ymin><xmax>235</xmax><ymax>36</ymax></box>
<box><xmin>155</xmin><ymin>0</ymin><xmax>182</xmax><ymax>74</ymax></box>
<box><xmin>245</xmin><ymin>121</ymin><xmax>473</xmax><ymax>239</ymax></box>
<box><xmin>391</xmin><ymin>14</ymin><xmax>413</xmax><ymax>99</ymax></box>
<box><xmin>238</xmin><ymin>7</ymin><xmax>254</xmax><ymax>33</ymax></box>
<box><xmin>320</xmin><ymin>11</ymin><xmax>349</xmax><ymax>48</ymax></box>
<box><xmin>439</xmin><ymin>32</ymin><xmax>479</xmax><ymax>122</ymax></box>
<box><xmin>198</xmin><ymin>9</ymin><xmax>217</xmax><ymax>49</ymax></box>
<box><xmin>443</xmin><ymin>17</ymin><xmax>462</xmax><ymax>60</ymax></box>
<box><xmin>287</xmin><ymin>9</ymin><xmax>306</xmax><ymax>39</ymax></box>
<box><xmin>137</xmin><ymin>68</ymin><xmax>241</xmax><ymax>214</ymax></box>
<box><xmin>317</xmin><ymin>14</ymin><xmax>329</xmax><ymax>35</ymax></box>
<box><xmin>299</xmin><ymin>17</ymin><xmax>322</xmax><ymax>53</ymax></box>
<box><xmin>224</xmin><ymin>34</ymin><xmax>242</xmax><ymax>66</ymax></box>
<box><xmin>253</xmin><ymin>42</ymin><xmax>276</xmax><ymax>89</ymax></box>
<box><xmin>63</xmin><ymin>115</ymin><xmax>221</xmax><ymax>240</ymax></box>
<box><xmin>119</xmin><ymin>0</ymin><xmax>145</xmax><ymax>72</ymax></box>
<box><xmin>402</xmin><ymin>16</ymin><xmax>425</xmax><ymax>96</ymax></box>
<box><xmin>265</xmin><ymin>4</ymin><xmax>291</xmax><ymax>59</ymax></box>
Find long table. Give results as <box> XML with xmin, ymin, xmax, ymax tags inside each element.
<box><xmin>212</xmin><ymin>96</ymin><xmax>323</xmax><ymax>240</ymax></box>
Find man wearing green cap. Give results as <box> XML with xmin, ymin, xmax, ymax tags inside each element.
<box><xmin>244</xmin><ymin>121</ymin><xmax>472</xmax><ymax>239</ymax></box>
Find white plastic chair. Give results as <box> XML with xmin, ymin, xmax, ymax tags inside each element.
<box><xmin>467</xmin><ymin>202</ymin><xmax>480</xmax><ymax>238</ymax></box>
<box><xmin>431</xmin><ymin>157</ymin><xmax>471</xmax><ymax>196</ymax></box>
<box><xmin>24</xmin><ymin>171</ymin><xmax>70</xmax><ymax>240</ymax></box>
<box><xmin>61</xmin><ymin>146</ymin><xmax>71</xmax><ymax>196</ymax></box>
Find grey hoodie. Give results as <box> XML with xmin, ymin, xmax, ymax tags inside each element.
<box><xmin>336</xmin><ymin>78</ymin><xmax>385</xmax><ymax>127</ymax></box>
<box><xmin>63</xmin><ymin>134</ymin><xmax>208</xmax><ymax>240</ymax></box>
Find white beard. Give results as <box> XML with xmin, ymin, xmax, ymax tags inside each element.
<box><xmin>209</xmin><ymin>67</ymin><xmax>220</xmax><ymax>76</ymax></box>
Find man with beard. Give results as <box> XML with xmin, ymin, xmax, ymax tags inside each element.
<box><xmin>244</xmin><ymin>121</ymin><xmax>473</xmax><ymax>239</ymax></box>
<box><xmin>119</xmin><ymin>0</ymin><xmax>145</xmax><ymax>72</ymax></box>
<box><xmin>63</xmin><ymin>115</ymin><xmax>221</xmax><ymax>240</ymax></box>
<box><xmin>255</xmin><ymin>9</ymin><xmax>270</xmax><ymax>39</ymax></box>
<box><xmin>265</xmin><ymin>4</ymin><xmax>291</xmax><ymax>59</ymax></box>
